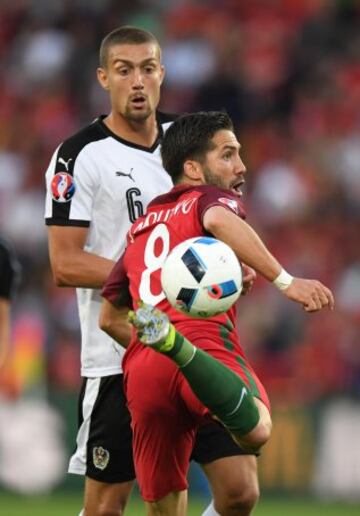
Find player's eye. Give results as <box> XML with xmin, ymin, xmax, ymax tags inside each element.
<box><xmin>118</xmin><ymin>67</ymin><xmax>130</xmax><ymax>76</ymax></box>
<box><xmin>144</xmin><ymin>65</ymin><xmax>156</xmax><ymax>74</ymax></box>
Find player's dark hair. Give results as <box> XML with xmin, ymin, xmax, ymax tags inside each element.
<box><xmin>161</xmin><ymin>111</ymin><xmax>234</xmax><ymax>183</ymax></box>
<box><xmin>99</xmin><ymin>26</ymin><xmax>161</xmax><ymax>67</ymax></box>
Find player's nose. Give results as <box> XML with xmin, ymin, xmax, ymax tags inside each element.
<box><xmin>132</xmin><ymin>68</ymin><xmax>144</xmax><ymax>89</ymax></box>
<box><xmin>235</xmin><ymin>156</ymin><xmax>246</xmax><ymax>176</ymax></box>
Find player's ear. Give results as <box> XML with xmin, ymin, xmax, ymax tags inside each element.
<box><xmin>184</xmin><ymin>160</ymin><xmax>203</xmax><ymax>182</ymax></box>
<box><xmin>159</xmin><ymin>65</ymin><xmax>165</xmax><ymax>85</ymax></box>
<box><xmin>97</xmin><ymin>67</ymin><xmax>110</xmax><ymax>91</ymax></box>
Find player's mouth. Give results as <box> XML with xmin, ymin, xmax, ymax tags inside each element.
<box><xmin>130</xmin><ymin>94</ymin><xmax>147</xmax><ymax>109</ymax></box>
<box><xmin>231</xmin><ymin>179</ymin><xmax>245</xmax><ymax>197</ymax></box>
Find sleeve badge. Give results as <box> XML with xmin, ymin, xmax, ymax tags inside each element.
<box><xmin>51</xmin><ymin>172</ymin><xmax>76</xmax><ymax>203</ymax></box>
<box><xmin>218</xmin><ymin>197</ymin><xmax>239</xmax><ymax>214</ymax></box>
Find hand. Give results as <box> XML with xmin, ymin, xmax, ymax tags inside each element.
<box><xmin>241</xmin><ymin>264</ymin><xmax>257</xmax><ymax>296</ymax></box>
<box><xmin>283</xmin><ymin>277</ymin><xmax>335</xmax><ymax>312</ymax></box>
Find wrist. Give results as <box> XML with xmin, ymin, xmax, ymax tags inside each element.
<box><xmin>273</xmin><ymin>269</ymin><xmax>294</xmax><ymax>291</ymax></box>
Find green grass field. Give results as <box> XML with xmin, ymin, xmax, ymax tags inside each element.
<box><xmin>0</xmin><ymin>492</ymin><xmax>359</xmax><ymax>515</ymax></box>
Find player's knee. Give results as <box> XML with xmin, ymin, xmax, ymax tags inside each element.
<box><xmin>214</xmin><ymin>482</ymin><xmax>259</xmax><ymax>515</ymax></box>
<box><xmin>234</xmin><ymin>417</ymin><xmax>272</xmax><ymax>452</ymax></box>
<box><xmin>96</xmin><ymin>503</ymin><xmax>124</xmax><ymax>516</ymax></box>
<box><xmin>251</xmin><ymin>417</ymin><xmax>272</xmax><ymax>448</ymax></box>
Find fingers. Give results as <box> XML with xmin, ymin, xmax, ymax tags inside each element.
<box><xmin>287</xmin><ymin>278</ymin><xmax>335</xmax><ymax>313</ymax></box>
<box><xmin>303</xmin><ymin>282</ymin><xmax>335</xmax><ymax>312</ymax></box>
<box><xmin>323</xmin><ymin>285</ymin><xmax>335</xmax><ymax>311</ymax></box>
<box><xmin>313</xmin><ymin>282</ymin><xmax>335</xmax><ymax>311</ymax></box>
<box><xmin>241</xmin><ymin>280</ymin><xmax>254</xmax><ymax>296</ymax></box>
<box><xmin>241</xmin><ymin>266</ymin><xmax>257</xmax><ymax>296</ymax></box>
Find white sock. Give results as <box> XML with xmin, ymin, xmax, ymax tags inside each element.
<box><xmin>202</xmin><ymin>500</ymin><xmax>220</xmax><ymax>516</ymax></box>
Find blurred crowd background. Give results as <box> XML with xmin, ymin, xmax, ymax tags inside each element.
<box><xmin>0</xmin><ymin>0</ymin><xmax>359</xmax><ymax>502</ymax></box>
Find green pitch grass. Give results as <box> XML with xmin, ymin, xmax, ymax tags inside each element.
<box><xmin>0</xmin><ymin>492</ymin><xmax>359</xmax><ymax>515</ymax></box>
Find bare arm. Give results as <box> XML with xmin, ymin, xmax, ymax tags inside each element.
<box><xmin>203</xmin><ymin>206</ymin><xmax>334</xmax><ymax>312</ymax></box>
<box><xmin>204</xmin><ymin>206</ymin><xmax>282</xmax><ymax>281</ymax></box>
<box><xmin>48</xmin><ymin>226</ymin><xmax>115</xmax><ymax>288</ymax></box>
<box><xmin>99</xmin><ymin>299</ymin><xmax>132</xmax><ymax>348</ymax></box>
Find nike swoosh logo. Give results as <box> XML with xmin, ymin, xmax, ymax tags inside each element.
<box><xmin>227</xmin><ymin>387</ymin><xmax>248</xmax><ymax>416</ymax></box>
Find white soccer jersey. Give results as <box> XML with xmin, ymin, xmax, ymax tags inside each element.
<box><xmin>45</xmin><ymin>114</ymin><xmax>174</xmax><ymax>377</ymax></box>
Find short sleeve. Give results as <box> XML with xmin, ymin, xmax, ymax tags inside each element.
<box><xmin>45</xmin><ymin>144</ymin><xmax>97</xmax><ymax>227</ymax></box>
<box><xmin>197</xmin><ymin>186</ymin><xmax>246</xmax><ymax>228</ymax></box>
<box><xmin>102</xmin><ymin>255</ymin><xmax>131</xmax><ymax>308</ymax></box>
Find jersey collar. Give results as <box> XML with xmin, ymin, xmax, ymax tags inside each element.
<box><xmin>96</xmin><ymin>114</ymin><xmax>163</xmax><ymax>153</ymax></box>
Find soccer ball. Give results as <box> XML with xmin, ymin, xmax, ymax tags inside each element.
<box><xmin>161</xmin><ymin>237</ymin><xmax>242</xmax><ymax>318</ymax></box>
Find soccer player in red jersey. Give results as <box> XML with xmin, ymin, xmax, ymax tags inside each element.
<box><xmin>100</xmin><ymin>111</ymin><xmax>334</xmax><ymax>515</ymax></box>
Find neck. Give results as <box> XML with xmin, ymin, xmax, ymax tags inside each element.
<box><xmin>179</xmin><ymin>175</ymin><xmax>204</xmax><ymax>187</ymax></box>
<box><xmin>104</xmin><ymin>112</ymin><xmax>158</xmax><ymax>147</ymax></box>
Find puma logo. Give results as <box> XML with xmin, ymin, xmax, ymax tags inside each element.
<box><xmin>115</xmin><ymin>168</ymin><xmax>135</xmax><ymax>182</ymax></box>
<box><xmin>58</xmin><ymin>157</ymin><xmax>73</xmax><ymax>171</ymax></box>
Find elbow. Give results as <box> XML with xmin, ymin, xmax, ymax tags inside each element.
<box><xmin>51</xmin><ymin>262</ymin><xmax>71</xmax><ymax>287</ymax></box>
<box><xmin>99</xmin><ymin>311</ymin><xmax>113</xmax><ymax>336</ymax></box>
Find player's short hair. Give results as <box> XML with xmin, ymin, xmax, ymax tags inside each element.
<box><xmin>99</xmin><ymin>26</ymin><xmax>161</xmax><ymax>67</ymax></box>
<box><xmin>161</xmin><ymin>111</ymin><xmax>234</xmax><ymax>183</ymax></box>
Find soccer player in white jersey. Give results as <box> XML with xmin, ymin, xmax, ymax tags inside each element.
<box><xmin>45</xmin><ymin>26</ymin><xmax>265</xmax><ymax>516</ymax></box>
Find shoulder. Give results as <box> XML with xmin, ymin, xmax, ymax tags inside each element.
<box><xmin>57</xmin><ymin>117</ymin><xmax>108</xmax><ymax>161</ymax></box>
<box><xmin>157</xmin><ymin>111</ymin><xmax>179</xmax><ymax>134</ymax></box>
<box><xmin>196</xmin><ymin>186</ymin><xmax>246</xmax><ymax>218</ymax></box>
<box><xmin>157</xmin><ymin>111</ymin><xmax>179</xmax><ymax>125</ymax></box>
<box><xmin>47</xmin><ymin>117</ymin><xmax>110</xmax><ymax>178</ymax></box>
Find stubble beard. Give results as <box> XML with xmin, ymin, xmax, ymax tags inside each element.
<box><xmin>124</xmin><ymin>103</ymin><xmax>153</xmax><ymax>122</ymax></box>
<box><xmin>203</xmin><ymin>166</ymin><xmax>227</xmax><ymax>190</ymax></box>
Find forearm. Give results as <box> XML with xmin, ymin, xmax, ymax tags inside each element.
<box><xmin>205</xmin><ymin>208</ymin><xmax>282</xmax><ymax>282</ymax></box>
<box><xmin>48</xmin><ymin>225</ymin><xmax>115</xmax><ymax>288</ymax></box>
<box><xmin>204</xmin><ymin>207</ymin><xmax>334</xmax><ymax>312</ymax></box>
<box><xmin>50</xmin><ymin>249</ymin><xmax>115</xmax><ymax>288</ymax></box>
<box><xmin>101</xmin><ymin>320</ymin><xmax>132</xmax><ymax>349</ymax></box>
<box><xmin>99</xmin><ymin>301</ymin><xmax>132</xmax><ymax>348</ymax></box>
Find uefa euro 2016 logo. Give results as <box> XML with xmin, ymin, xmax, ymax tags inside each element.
<box><xmin>51</xmin><ymin>172</ymin><xmax>76</xmax><ymax>203</ymax></box>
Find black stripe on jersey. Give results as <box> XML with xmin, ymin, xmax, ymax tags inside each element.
<box><xmin>46</xmin><ymin>218</ymin><xmax>89</xmax><ymax>227</ymax></box>
<box><xmin>96</xmin><ymin>112</ymin><xmax>178</xmax><ymax>153</ymax></box>
<box><xmin>157</xmin><ymin>111</ymin><xmax>179</xmax><ymax>124</ymax></box>
<box><xmin>46</xmin><ymin>121</ymin><xmax>108</xmax><ymax>226</ymax></box>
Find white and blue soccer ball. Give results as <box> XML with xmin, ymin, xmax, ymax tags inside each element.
<box><xmin>161</xmin><ymin>237</ymin><xmax>242</xmax><ymax>318</ymax></box>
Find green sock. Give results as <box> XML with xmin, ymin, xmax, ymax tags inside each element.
<box><xmin>160</xmin><ymin>329</ymin><xmax>260</xmax><ymax>435</ymax></box>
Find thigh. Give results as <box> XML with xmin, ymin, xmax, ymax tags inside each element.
<box><xmin>125</xmin><ymin>350</ymin><xmax>198</xmax><ymax>501</ymax></box>
<box><xmin>71</xmin><ymin>374</ymin><xmax>135</xmax><ymax>483</ymax></box>
<box><xmin>84</xmin><ymin>477</ymin><xmax>134</xmax><ymax>516</ymax></box>
<box><xmin>146</xmin><ymin>490</ymin><xmax>188</xmax><ymax>516</ymax></box>
<box><xmin>201</xmin><ymin>454</ymin><xmax>259</xmax><ymax>506</ymax></box>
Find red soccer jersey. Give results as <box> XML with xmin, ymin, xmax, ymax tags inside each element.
<box><xmin>102</xmin><ymin>183</ymin><xmax>246</xmax><ymax>353</ymax></box>
<box><xmin>102</xmin><ymin>184</ymin><xmax>271</xmax><ymax>502</ymax></box>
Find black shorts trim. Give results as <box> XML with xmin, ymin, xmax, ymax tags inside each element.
<box><xmin>79</xmin><ymin>374</ymin><xmax>135</xmax><ymax>483</ymax></box>
<box><xmin>191</xmin><ymin>420</ymin><xmax>256</xmax><ymax>464</ymax></box>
